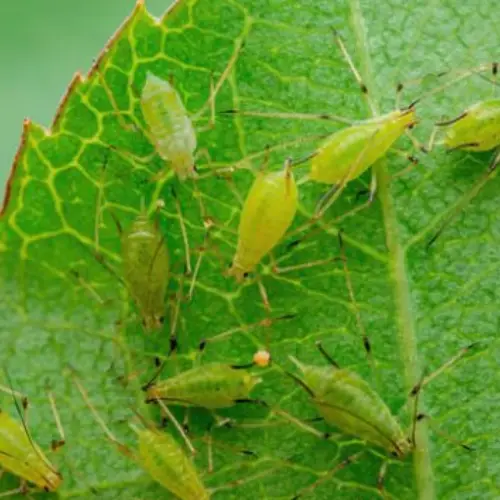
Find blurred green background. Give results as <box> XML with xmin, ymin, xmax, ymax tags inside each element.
<box><xmin>0</xmin><ymin>0</ymin><xmax>169</xmax><ymax>189</ymax></box>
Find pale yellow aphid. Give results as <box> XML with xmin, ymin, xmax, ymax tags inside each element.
<box><xmin>140</xmin><ymin>73</ymin><xmax>197</xmax><ymax>181</ymax></box>
<box><xmin>228</xmin><ymin>158</ymin><xmax>298</xmax><ymax>281</ymax></box>
<box><xmin>0</xmin><ymin>383</ymin><xmax>64</xmax><ymax>495</ymax></box>
<box><xmin>0</xmin><ymin>410</ymin><xmax>62</xmax><ymax>492</ymax></box>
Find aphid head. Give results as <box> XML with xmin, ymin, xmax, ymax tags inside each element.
<box><xmin>142</xmin><ymin>314</ymin><xmax>166</xmax><ymax>331</ymax></box>
<box><xmin>391</xmin><ymin>436</ymin><xmax>413</xmax><ymax>459</ymax></box>
<box><xmin>226</xmin><ymin>261</ymin><xmax>249</xmax><ymax>282</ymax></box>
<box><xmin>172</xmin><ymin>152</ymin><xmax>197</xmax><ymax>181</ymax></box>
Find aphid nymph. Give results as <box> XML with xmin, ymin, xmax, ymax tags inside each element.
<box><xmin>140</xmin><ymin>73</ymin><xmax>197</xmax><ymax>180</ymax></box>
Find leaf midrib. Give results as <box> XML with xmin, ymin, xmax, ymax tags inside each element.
<box><xmin>348</xmin><ymin>0</ymin><xmax>435</xmax><ymax>498</ymax></box>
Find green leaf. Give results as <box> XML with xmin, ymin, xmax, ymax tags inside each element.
<box><xmin>0</xmin><ymin>0</ymin><xmax>498</xmax><ymax>498</ymax></box>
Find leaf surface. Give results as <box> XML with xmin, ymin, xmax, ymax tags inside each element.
<box><xmin>0</xmin><ymin>0</ymin><xmax>498</xmax><ymax>498</ymax></box>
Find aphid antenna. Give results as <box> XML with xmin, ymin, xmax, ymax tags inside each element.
<box><xmin>337</xmin><ymin>231</ymin><xmax>377</xmax><ymax>385</ymax></box>
<box><xmin>209</xmin><ymin>465</ymin><xmax>282</xmax><ymax>496</ymax></box>
<box><xmin>283</xmin><ymin>129</ymin><xmax>382</xmax><ymax>251</ymax></box>
<box><xmin>192</xmin><ymin>31</ymin><xmax>248</xmax><ymax>124</ymax></box>
<box><xmin>426</xmin><ymin>149</ymin><xmax>500</xmax><ymax>248</ymax></box>
<box><xmin>198</xmin><ymin>313</ymin><xmax>296</xmax><ymax>352</ymax></box>
<box><xmin>415</xmin><ymin>413</ymin><xmax>473</xmax><ymax>452</ymax></box>
<box><xmin>315</xmin><ymin>341</ymin><xmax>340</xmax><ymax>368</ymax></box>
<box><xmin>331</xmin><ymin>28</ymin><xmax>378</xmax><ymax>116</ymax></box>
<box><xmin>46</xmin><ymin>388</ymin><xmax>66</xmax><ymax>451</ymax></box>
<box><xmin>169</xmin><ymin>186</ymin><xmax>192</xmax><ymax>275</ymax></box>
<box><xmin>218</xmin><ymin>107</ymin><xmax>356</xmax><ymax>125</ymax></box>
<box><xmin>405</xmin><ymin>343</ymin><xmax>478</xmax><ymax>445</ymax></box>
<box><xmin>1</xmin><ymin>369</ymin><xmax>58</xmax><ymax>474</ymax></box>
<box><xmin>290</xmin><ymin>450</ymin><xmax>365</xmax><ymax>500</ymax></box>
<box><xmin>69</xmin><ymin>368</ymin><xmax>134</xmax><ymax>459</ymax></box>
<box><xmin>154</xmin><ymin>398</ymin><xmax>196</xmax><ymax>455</ymax></box>
<box><xmin>396</xmin><ymin>62</ymin><xmax>497</xmax><ymax>110</ymax></box>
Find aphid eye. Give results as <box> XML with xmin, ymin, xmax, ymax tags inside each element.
<box><xmin>390</xmin><ymin>451</ymin><xmax>399</xmax><ymax>458</ymax></box>
<box><xmin>158</xmin><ymin>316</ymin><xmax>165</xmax><ymax>324</ymax></box>
<box><xmin>243</xmin><ymin>272</ymin><xmax>250</xmax><ymax>279</ymax></box>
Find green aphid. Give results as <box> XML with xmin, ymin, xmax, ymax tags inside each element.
<box><xmin>424</xmin><ymin>64</ymin><xmax>500</xmax><ymax>247</ymax></box>
<box><xmin>119</xmin><ymin>201</ymin><xmax>169</xmax><ymax>331</ymax></box>
<box><xmin>144</xmin><ymin>362</ymin><xmax>262</xmax><ymax>409</ymax></box>
<box><xmin>288</xmin><ymin>341</ymin><xmax>474</xmax><ymax>458</ymax></box>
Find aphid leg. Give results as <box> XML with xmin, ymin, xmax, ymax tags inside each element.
<box><xmin>0</xmin><ymin>481</ymin><xmax>28</xmax><ymax>498</ymax></box>
<box><xmin>70</xmin><ymin>371</ymin><xmax>134</xmax><ymax>458</ymax></box>
<box><xmin>285</xmin><ymin>131</ymin><xmax>380</xmax><ymax>250</ymax></box>
<box><xmin>92</xmin><ymin>61</ymin><xmax>159</xmax><ymax>150</ymax></box>
<box><xmin>331</xmin><ymin>29</ymin><xmax>378</xmax><ymax>116</ymax></box>
<box><xmin>315</xmin><ymin>341</ymin><xmax>340</xmax><ymax>368</ymax></box>
<box><xmin>155</xmin><ymin>399</ymin><xmax>196</xmax><ymax>455</ymax></box>
<box><xmin>167</xmin><ymin>273</ymin><xmax>184</xmax><ymax>355</ymax></box>
<box><xmin>376</xmin><ymin>461</ymin><xmax>389</xmax><ymax>497</ymax></box>
<box><xmin>290</xmin><ymin>451</ymin><xmax>364</xmax><ymax>500</ymax></box>
<box><xmin>407</xmin><ymin>344</ymin><xmax>477</xmax><ymax>445</ymax></box>
<box><xmin>426</xmin><ymin>149</ymin><xmax>500</xmax><ymax>249</ymax></box>
<box><xmin>47</xmin><ymin>390</ymin><xmax>66</xmax><ymax>451</ymax></box>
<box><xmin>256</xmin><ymin>276</ymin><xmax>271</xmax><ymax>312</ymax></box>
<box><xmin>198</xmin><ymin>314</ymin><xmax>296</xmax><ymax>352</ymax></box>
<box><xmin>388</xmin><ymin>148</ymin><xmax>420</xmax><ymax>180</ymax></box>
<box><xmin>210</xmin><ymin>466</ymin><xmax>282</xmax><ymax>495</ymax></box>
<box><xmin>192</xmin><ymin>33</ymin><xmax>247</xmax><ymax>125</ymax></box>
<box><xmin>168</xmin><ymin>188</ymin><xmax>192</xmax><ymax>275</ymax></box>
<box><xmin>272</xmin><ymin>255</ymin><xmax>342</xmax><ymax>275</ymax></box>
<box><xmin>337</xmin><ymin>232</ymin><xmax>376</xmax><ymax>374</ymax></box>
<box><xmin>409</xmin><ymin>343</ymin><xmax>478</xmax><ymax>398</ymax></box>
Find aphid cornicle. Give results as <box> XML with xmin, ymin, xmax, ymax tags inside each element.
<box><xmin>119</xmin><ymin>200</ymin><xmax>170</xmax><ymax>331</ymax></box>
<box><xmin>144</xmin><ymin>363</ymin><xmax>262</xmax><ymax>409</ymax></box>
<box><xmin>140</xmin><ymin>73</ymin><xmax>197</xmax><ymax>181</ymax></box>
<box><xmin>228</xmin><ymin>158</ymin><xmax>298</xmax><ymax>281</ymax></box>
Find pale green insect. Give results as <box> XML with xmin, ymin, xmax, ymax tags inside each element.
<box><xmin>140</xmin><ymin>73</ymin><xmax>197</xmax><ymax>181</ymax></box>
<box><xmin>72</xmin><ymin>373</ymin><xmax>269</xmax><ymax>500</ymax></box>
<box><xmin>223</xmin><ymin>29</ymin><xmax>420</xmax><ymax>222</ymax></box>
<box><xmin>424</xmin><ymin>64</ymin><xmax>500</xmax><ymax>246</ymax></box>
<box><xmin>284</xmin><ymin>341</ymin><xmax>474</xmax><ymax>496</ymax></box>
<box><xmin>0</xmin><ymin>383</ymin><xmax>64</xmax><ymax>495</ymax></box>
<box><xmin>228</xmin><ymin>158</ymin><xmax>298</xmax><ymax>282</ymax></box>
<box><xmin>115</xmin><ymin>200</ymin><xmax>170</xmax><ymax>332</ymax></box>
<box><xmin>144</xmin><ymin>362</ymin><xmax>263</xmax><ymax>409</ymax></box>
<box><xmin>93</xmin><ymin>33</ymin><xmax>246</xmax><ymax>181</ymax></box>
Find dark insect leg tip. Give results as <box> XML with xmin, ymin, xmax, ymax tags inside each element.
<box><xmin>199</xmin><ymin>340</ymin><xmax>207</xmax><ymax>351</ymax></box>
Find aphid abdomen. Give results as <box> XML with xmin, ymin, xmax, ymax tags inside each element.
<box><xmin>146</xmin><ymin>364</ymin><xmax>261</xmax><ymax>409</ymax></box>
<box><xmin>141</xmin><ymin>73</ymin><xmax>197</xmax><ymax>179</ymax></box>
<box><xmin>229</xmin><ymin>170</ymin><xmax>298</xmax><ymax>280</ymax></box>
<box><xmin>443</xmin><ymin>99</ymin><xmax>500</xmax><ymax>152</ymax></box>
<box><xmin>296</xmin><ymin>362</ymin><xmax>407</xmax><ymax>455</ymax></box>
<box><xmin>310</xmin><ymin>109</ymin><xmax>416</xmax><ymax>184</ymax></box>
<box><xmin>138</xmin><ymin>429</ymin><xmax>209</xmax><ymax>500</ymax></box>
<box><xmin>0</xmin><ymin>411</ymin><xmax>61</xmax><ymax>491</ymax></box>
<box><xmin>122</xmin><ymin>215</ymin><xmax>169</xmax><ymax>331</ymax></box>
